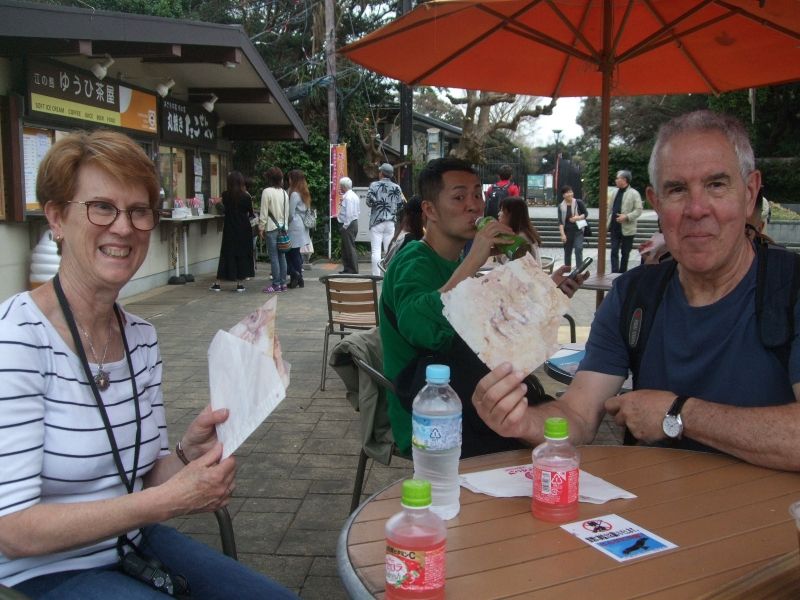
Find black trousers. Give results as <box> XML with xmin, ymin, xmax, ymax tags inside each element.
<box><xmin>611</xmin><ymin>232</ymin><xmax>634</xmax><ymax>273</ymax></box>
<box><xmin>339</xmin><ymin>221</ymin><xmax>359</xmax><ymax>273</ymax></box>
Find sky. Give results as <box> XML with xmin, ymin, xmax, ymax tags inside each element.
<box><xmin>525</xmin><ymin>97</ymin><xmax>585</xmax><ymax>147</ymax></box>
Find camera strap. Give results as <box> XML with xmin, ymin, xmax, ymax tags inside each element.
<box><xmin>53</xmin><ymin>274</ymin><xmax>142</xmax><ymax>557</ymax></box>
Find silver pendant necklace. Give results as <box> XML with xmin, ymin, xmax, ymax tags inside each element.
<box><xmin>78</xmin><ymin>314</ymin><xmax>114</xmax><ymax>391</ymax></box>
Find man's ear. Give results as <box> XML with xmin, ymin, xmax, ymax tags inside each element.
<box><xmin>421</xmin><ymin>199</ymin><xmax>438</xmax><ymax>223</ymax></box>
<box><xmin>744</xmin><ymin>170</ymin><xmax>761</xmax><ymax>218</ymax></box>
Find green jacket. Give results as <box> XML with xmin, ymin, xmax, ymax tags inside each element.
<box><xmin>379</xmin><ymin>241</ymin><xmax>459</xmax><ymax>453</ymax></box>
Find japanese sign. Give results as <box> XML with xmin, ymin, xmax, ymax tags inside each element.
<box><xmin>160</xmin><ymin>97</ymin><xmax>217</xmax><ymax>148</ymax></box>
<box><xmin>27</xmin><ymin>59</ymin><xmax>157</xmax><ymax>134</ymax></box>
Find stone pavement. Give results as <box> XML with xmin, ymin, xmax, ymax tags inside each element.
<box><xmin>120</xmin><ymin>253</ymin><xmax>624</xmax><ymax>598</ymax></box>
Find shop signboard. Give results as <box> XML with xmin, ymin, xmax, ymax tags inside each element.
<box><xmin>160</xmin><ymin>97</ymin><xmax>217</xmax><ymax>148</ymax></box>
<box><xmin>27</xmin><ymin>59</ymin><xmax>157</xmax><ymax>134</ymax></box>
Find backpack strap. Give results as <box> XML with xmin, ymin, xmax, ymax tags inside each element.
<box><xmin>755</xmin><ymin>240</ymin><xmax>800</xmax><ymax>371</ymax></box>
<box><xmin>619</xmin><ymin>260</ymin><xmax>677</xmax><ymax>389</ymax></box>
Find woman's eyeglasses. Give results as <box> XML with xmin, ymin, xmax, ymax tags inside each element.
<box><xmin>67</xmin><ymin>201</ymin><xmax>162</xmax><ymax>231</ymax></box>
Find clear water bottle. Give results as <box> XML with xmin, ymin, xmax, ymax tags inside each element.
<box><xmin>385</xmin><ymin>479</ymin><xmax>446</xmax><ymax>600</ymax></box>
<box><xmin>412</xmin><ymin>364</ymin><xmax>462</xmax><ymax>520</ymax></box>
<box><xmin>532</xmin><ymin>417</ymin><xmax>580</xmax><ymax>523</ymax></box>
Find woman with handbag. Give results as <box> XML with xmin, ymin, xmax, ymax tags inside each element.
<box><xmin>286</xmin><ymin>169</ymin><xmax>313</xmax><ymax>289</ymax></box>
<box><xmin>557</xmin><ymin>185</ymin><xmax>587</xmax><ymax>268</ymax></box>
<box><xmin>209</xmin><ymin>171</ymin><xmax>255</xmax><ymax>292</ymax></box>
<box><xmin>258</xmin><ymin>166</ymin><xmax>290</xmax><ymax>293</ymax></box>
<box><xmin>0</xmin><ymin>130</ymin><xmax>295</xmax><ymax>598</ymax></box>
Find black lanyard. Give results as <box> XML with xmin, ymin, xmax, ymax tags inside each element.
<box><xmin>53</xmin><ymin>274</ymin><xmax>142</xmax><ymax>554</ymax></box>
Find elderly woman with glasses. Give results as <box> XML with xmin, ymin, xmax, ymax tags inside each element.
<box><xmin>0</xmin><ymin>131</ymin><xmax>295</xmax><ymax>599</ymax></box>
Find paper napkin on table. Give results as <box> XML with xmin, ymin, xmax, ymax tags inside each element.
<box><xmin>460</xmin><ymin>463</ymin><xmax>636</xmax><ymax>504</ymax></box>
<box><xmin>208</xmin><ymin>296</ymin><xmax>291</xmax><ymax>459</ymax></box>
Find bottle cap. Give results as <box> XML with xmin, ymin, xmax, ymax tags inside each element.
<box><xmin>425</xmin><ymin>364</ymin><xmax>450</xmax><ymax>384</ymax></box>
<box><xmin>400</xmin><ymin>479</ymin><xmax>432</xmax><ymax>508</ymax></box>
<box><xmin>544</xmin><ymin>417</ymin><xmax>569</xmax><ymax>439</ymax></box>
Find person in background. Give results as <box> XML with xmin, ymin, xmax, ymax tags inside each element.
<box><xmin>472</xmin><ymin>110</ymin><xmax>800</xmax><ymax>472</ymax></box>
<box><xmin>210</xmin><ymin>171</ymin><xmax>255</xmax><ymax>292</ymax></box>
<box><xmin>366</xmin><ymin>163</ymin><xmax>405</xmax><ymax>276</ymax></box>
<box><xmin>498</xmin><ymin>196</ymin><xmax>543</xmax><ymax>265</ymax></box>
<box><xmin>0</xmin><ymin>130</ymin><xmax>295</xmax><ymax>598</ymax></box>
<box><xmin>337</xmin><ymin>177</ymin><xmax>360</xmax><ymax>274</ymax></box>
<box><xmin>285</xmin><ymin>169</ymin><xmax>312</xmax><ymax>289</ymax></box>
<box><xmin>557</xmin><ymin>185</ymin><xmax>587</xmax><ymax>268</ymax></box>
<box><xmin>381</xmin><ymin>195</ymin><xmax>425</xmax><ymax>271</ymax></box>
<box><xmin>608</xmin><ymin>169</ymin><xmax>644</xmax><ymax>273</ymax></box>
<box><xmin>484</xmin><ymin>164</ymin><xmax>520</xmax><ymax>219</ymax></box>
<box><xmin>259</xmin><ymin>166</ymin><xmax>290</xmax><ymax>294</ymax></box>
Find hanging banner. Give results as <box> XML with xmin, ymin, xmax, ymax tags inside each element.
<box><xmin>329</xmin><ymin>143</ymin><xmax>347</xmax><ymax>218</ymax></box>
<box><xmin>160</xmin><ymin>97</ymin><xmax>217</xmax><ymax>148</ymax></box>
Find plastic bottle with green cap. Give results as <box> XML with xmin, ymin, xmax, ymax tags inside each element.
<box><xmin>531</xmin><ymin>417</ymin><xmax>580</xmax><ymax>522</ymax></box>
<box><xmin>385</xmin><ymin>479</ymin><xmax>447</xmax><ymax>599</ymax></box>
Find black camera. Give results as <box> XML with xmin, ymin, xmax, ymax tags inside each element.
<box><xmin>121</xmin><ymin>551</ymin><xmax>190</xmax><ymax>597</ymax></box>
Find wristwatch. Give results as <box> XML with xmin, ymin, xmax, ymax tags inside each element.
<box><xmin>662</xmin><ymin>395</ymin><xmax>690</xmax><ymax>439</ymax></box>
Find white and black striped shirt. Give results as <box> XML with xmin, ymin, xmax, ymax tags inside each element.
<box><xmin>0</xmin><ymin>292</ymin><xmax>168</xmax><ymax>586</ymax></box>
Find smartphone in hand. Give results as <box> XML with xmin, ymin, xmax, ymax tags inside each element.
<box><xmin>568</xmin><ymin>257</ymin><xmax>593</xmax><ymax>280</ymax></box>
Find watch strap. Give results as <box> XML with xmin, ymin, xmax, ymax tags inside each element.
<box><xmin>667</xmin><ymin>395</ymin><xmax>690</xmax><ymax>417</ymax></box>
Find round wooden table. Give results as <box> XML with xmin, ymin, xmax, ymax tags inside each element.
<box><xmin>337</xmin><ymin>446</ymin><xmax>800</xmax><ymax>599</ymax></box>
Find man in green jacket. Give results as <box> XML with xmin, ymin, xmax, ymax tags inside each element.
<box><xmin>379</xmin><ymin>158</ymin><xmax>579</xmax><ymax>455</ymax></box>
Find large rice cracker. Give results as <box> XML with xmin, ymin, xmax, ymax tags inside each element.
<box><xmin>442</xmin><ymin>254</ymin><xmax>570</xmax><ymax>374</ymax></box>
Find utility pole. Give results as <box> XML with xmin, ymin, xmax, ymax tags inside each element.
<box><xmin>399</xmin><ymin>0</ymin><xmax>413</xmax><ymax>196</ymax></box>
<box><xmin>325</xmin><ymin>0</ymin><xmax>338</xmax><ymax>144</ymax></box>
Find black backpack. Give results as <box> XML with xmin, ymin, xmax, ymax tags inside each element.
<box><xmin>620</xmin><ymin>241</ymin><xmax>800</xmax><ymax>388</ymax></box>
<box><xmin>485</xmin><ymin>181</ymin><xmax>511</xmax><ymax>219</ymax></box>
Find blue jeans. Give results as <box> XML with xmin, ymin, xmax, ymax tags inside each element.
<box><xmin>13</xmin><ymin>525</ymin><xmax>297</xmax><ymax>600</ymax></box>
<box><xmin>266</xmin><ymin>229</ymin><xmax>288</xmax><ymax>286</ymax></box>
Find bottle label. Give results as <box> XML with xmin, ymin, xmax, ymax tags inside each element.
<box><xmin>385</xmin><ymin>540</ymin><xmax>446</xmax><ymax>592</ymax></box>
<box><xmin>533</xmin><ymin>466</ymin><xmax>579</xmax><ymax>506</ymax></box>
<box><xmin>412</xmin><ymin>413</ymin><xmax>462</xmax><ymax>451</ymax></box>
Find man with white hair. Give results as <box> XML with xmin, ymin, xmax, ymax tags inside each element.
<box><xmin>608</xmin><ymin>169</ymin><xmax>643</xmax><ymax>272</ymax></box>
<box><xmin>337</xmin><ymin>177</ymin><xmax>360</xmax><ymax>273</ymax></box>
<box><xmin>472</xmin><ymin>110</ymin><xmax>800</xmax><ymax>471</ymax></box>
<box><xmin>366</xmin><ymin>163</ymin><xmax>404</xmax><ymax>276</ymax></box>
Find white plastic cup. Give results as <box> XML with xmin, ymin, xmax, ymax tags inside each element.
<box><xmin>789</xmin><ymin>501</ymin><xmax>800</xmax><ymax>555</ymax></box>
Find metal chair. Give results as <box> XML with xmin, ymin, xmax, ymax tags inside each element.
<box><xmin>319</xmin><ymin>274</ymin><xmax>382</xmax><ymax>391</ymax></box>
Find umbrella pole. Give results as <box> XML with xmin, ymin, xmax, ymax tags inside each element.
<box><xmin>596</xmin><ymin>0</ymin><xmax>613</xmax><ymax>308</ymax></box>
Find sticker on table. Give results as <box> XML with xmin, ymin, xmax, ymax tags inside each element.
<box><xmin>561</xmin><ymin>514</ymin><xmax>676</xmax><ymax>562</ymax></box>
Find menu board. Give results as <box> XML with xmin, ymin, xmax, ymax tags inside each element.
<box><xmin>23</xmin><ymin>127</ymin><xmax>54</xmax><ymax>211</ymax></box>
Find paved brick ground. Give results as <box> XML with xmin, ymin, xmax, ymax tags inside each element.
<box><xmin>121</xmin><ymin>251</ymin><xmax>623</xmax><ymax>597</ymax></box>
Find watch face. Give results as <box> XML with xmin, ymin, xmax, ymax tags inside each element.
<box><xmin>662</xmin><ymin>415</ymin><xmax>682</xmax><ymax>439</ymax></box>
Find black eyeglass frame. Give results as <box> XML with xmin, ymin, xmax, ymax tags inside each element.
<box><xmin>66</xmin><ymin>200</ymin><xmax>163</xmax><ymax>231</ymax></box>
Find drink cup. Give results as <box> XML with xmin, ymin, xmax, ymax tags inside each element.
<box><xmin>789</xmin><ymin>501</ymin><xmax>800</xmax><ymax>555</ymax></box>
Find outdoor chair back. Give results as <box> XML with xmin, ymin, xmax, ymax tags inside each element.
<box><xmin>319</xmin><ymin>274</ymin><xmax>382</xmax><ymax>390</ymax></box>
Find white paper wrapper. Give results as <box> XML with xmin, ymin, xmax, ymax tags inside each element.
<box><xmin>208</xmin><ymin>297</ymin><xmax>290</xmax><ymax>459</ymax></box>
<box><xmin>442</xmin><ymin>253</ymin><xmax>571</xmax><ymax>374</ymax></box>
<box><xmin>460</xmin><ymin>464</ymin><xmax>637</xmax><ymax>504</ymax></box>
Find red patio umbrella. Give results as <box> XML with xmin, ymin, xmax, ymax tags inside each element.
<box><xmin>341</xmin><ymin>0</ymin><xmax>800</xmax><ymax>276</ymax></box>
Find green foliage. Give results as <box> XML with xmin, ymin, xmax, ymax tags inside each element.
<box><xmin>581</xmin><ymin>147</ymin><xmax>651</xmax><ymax>207</ymax></box>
